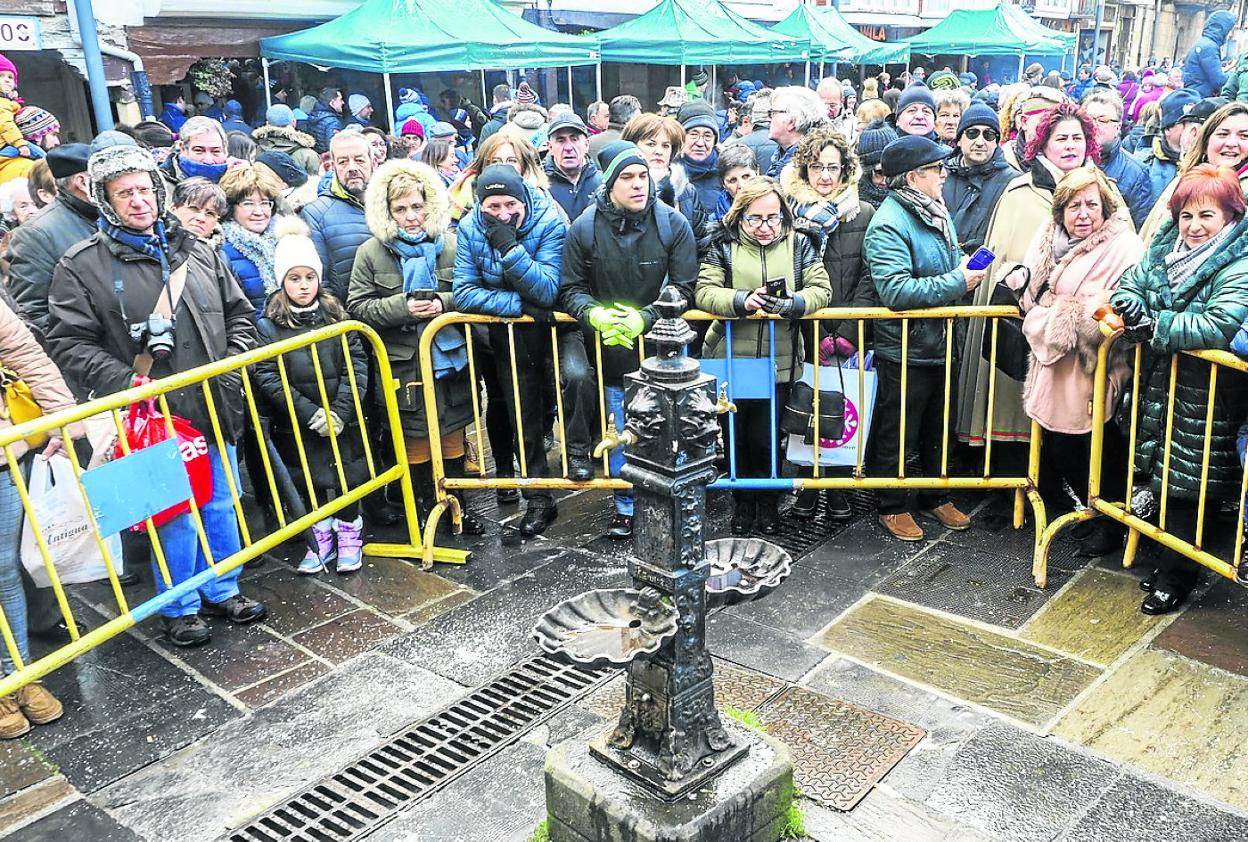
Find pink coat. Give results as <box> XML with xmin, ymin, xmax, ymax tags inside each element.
<box><xmin>1006</xmin><ymin>209</ymin><xmax>1144</xmax><ymax>435</ymax></box>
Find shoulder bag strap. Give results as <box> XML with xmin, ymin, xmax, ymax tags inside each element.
<box><xmin>133</xmin><ymin>260</ymin><xmax>190</xmax><ymax>377</ymax></box>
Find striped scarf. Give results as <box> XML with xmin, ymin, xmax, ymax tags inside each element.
<box><xmin>893</xmin><ymin>186</ymin><xmax>956</xmax><ymax>251</ymax></box>
<box><xmin>1164</xmin><ymin>223</ymin><xmax>1235</xmax><ymax>290</ymax></box>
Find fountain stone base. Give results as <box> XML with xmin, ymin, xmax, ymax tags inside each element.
<box><xmin>544</xmin><ymin>721</ymin><xmax>794</xmax><ymax>842</ymax></box>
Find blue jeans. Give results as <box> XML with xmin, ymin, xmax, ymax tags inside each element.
<box><xmin>151</xmin><ymin>444</ymin><xmax>243</xmax><ymax>618</ymax></box>
<box><xmin>0</xmin><ymin>468</ymin><xmax>29</xmax><ymax>673</ymax></box>
<box><xmin>605</xmin><ymin>386</ymin><xmax>633</xmax><ymax>516</ymax></box>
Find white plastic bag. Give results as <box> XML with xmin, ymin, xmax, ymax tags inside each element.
<box><xmin>785</xmin><ymin>360</ymin><xmax>878</xmax><ymax>468</ymax></box>
<box><xmin>20</xmin><ymin>454</ymin><xmax>123</xmax><ymax>587</ymax></box>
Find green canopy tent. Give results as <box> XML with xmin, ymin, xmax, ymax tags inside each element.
<box><xmin>902</xmin><ymin>3</ymin><xmax>1070</xmax><ymax>79</ymax></box>
<box><xmin>595</xmin><ymin>0</ymin><xmax>807</xmax><ymax>91</ymax></box>
<box><xmin>772</xmin><ymin>5</ymin><xmax>909</xmax><ymax>76</ymax></box>
<box><xmin>259</xmin><ymin>0</ymin><xmax>599</xmax><ymax>131</ymax></box>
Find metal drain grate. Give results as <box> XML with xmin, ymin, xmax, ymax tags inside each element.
<box><xmin>228</xmin><ymin>655</ymin><xmax>613</xmax><ymax>842</ymax></box>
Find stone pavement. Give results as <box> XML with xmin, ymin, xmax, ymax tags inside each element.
<box><xmin>3</xmin><ymin>484</ymin><xmax>1248</xmax><ymax>841</ymax></box>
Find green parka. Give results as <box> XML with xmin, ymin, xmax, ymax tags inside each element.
<box><xmin>862</xmin><ymin>191</ymin><xmax>968</xmax><ymax>367</ymax></box>
<box><xmin>1111</xmin><ymin>216</ymin><xmax>1248</xmax><ymax>501</ymax></box>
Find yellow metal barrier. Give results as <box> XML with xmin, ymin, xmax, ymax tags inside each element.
<box><xmin>0</xmin><ymin>320</ymin><xmax>466</xmax><ymax>698</ymax></box>
<box><xmin>416</xmin><ymin>306</ymin><xmax>1047</xmax><ymax>571</ymax></box>
<box><xmin>1036</xmin><ymin>316</ymin><xmax>1248</xmax><ymax>584</ymax></box>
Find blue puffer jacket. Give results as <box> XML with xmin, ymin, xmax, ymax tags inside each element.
<box><xmin>1133</xmin><ymin>137</ymin><xmax>1181</xmax><ymax>210</ymax></box>
<box><xmin>1100</xmin><ymin>139</ymin><xmax>1153</xmax><ymax>229</ymax></box>
<box><xmin>221</xmin><ymin>238</ymin><xmax>267</xmax><ymax>319</ymax></box>
<box><xmin>452</xmin><ymin>182</ymin><xmax>566</xmax><ymax>317</ymax></box>
<box><xmin>1182</xmin><ymin>10</ymin><xmax>1236</xmax><ymax>97</ymax></box>
<box><xmin>301</xmin><ymin>181</ymin><xmax>371</xmax><ymax>302</ymax></box>
<box><xmin>306</xmin><ymin>101</ymin><xmax>344</xmax><ymax>154</ymax></box>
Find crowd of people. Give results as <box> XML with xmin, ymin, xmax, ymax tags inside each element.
<box><xmin>3</xmin><ymin>30</ymin><xmax>1248</xmax><ymax>738</ymax></box>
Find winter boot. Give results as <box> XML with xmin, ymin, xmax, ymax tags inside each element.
<box><xmin>444</xmin><ymin>456</ymin><xmax>486</xmax><ymax>535</ymax></box>
<box><xmin>334</xmin><ymin>516</ymin><xmax>364</xmax><ymax>574</ymax></box>
<box><xmin>0</xmin><ymin>694</ymin><xmax>30</xmax><ymax>739</ymax></box>
<box><xmin>298</xmin><ymin>518</ymin><xmax>336</xmax><ymax>574</ymax></box>
<box><xmin>16</xmin><ymin>681</ymin><xmax>63</xmax><ymax>726</ymax></box>
<box><xmin>409</xmin><ymin>462</ymin><xmax>437</xmax><ymax>528</ymax></box>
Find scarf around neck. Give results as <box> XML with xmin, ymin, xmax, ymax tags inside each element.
<box><xmin>681</xmin><ymin>150</ymin><xmax>719</xmax><ymax>179</ymax></box>
<box><xmin>178</xmin><ymin>155</ymin><xmax>228</xmax><ymax>183</ymax></box>
<box><xmin>793</xmin><ymin>183</ymin><xmax>860</xmax><ymax>234</ymax></box>
<box><xmin>98</xmin><ymin>216</ymin><xmax>169</xmax><ymax>263</ymax></box>
<box><xmin>893</xmin><ymin>186</ymin><xmax>955</xmax><ymax>250</ymax></box>
<box><xmin>858</xmin><ymin>173</ymin><xmax>889</xmax><ymax>209</ymax></box>
<box><xmin>222</xmin><ymin>220</ymin><xmax>278</xmax><ymax>294</ymax></box>
<box><xmin>387</xmin><ymin>231</ymin><xmax>466</xmax><ymax>378</ymax></box>
<box><xmin>1164</xmin><ymin>223</ymin><xmax>1235</xmax><ymax>290</ymax></box>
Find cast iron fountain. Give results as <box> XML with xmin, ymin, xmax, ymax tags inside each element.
<box><xmin>534</xmin><ymin>289</ymin><xmax>796</xmax><ymax>841</ymax></box>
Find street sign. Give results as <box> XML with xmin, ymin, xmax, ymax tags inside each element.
<box><xmin>0</xmin><ymin>16</ymin><xmax>42</xmax><ymax>51</ymax></box>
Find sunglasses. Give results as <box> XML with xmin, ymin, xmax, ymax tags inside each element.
<box><xmin>961</xmin><ymin>127</ymin><xmax>999</xmax><ymax>142</ymax></box>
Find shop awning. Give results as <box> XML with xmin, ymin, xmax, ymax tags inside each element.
<box><xmin>129</xmin><ymin>21</ymin><xmax>305</xmax><ymax>86</ymax></box>
<box><xmin>772</xmin><ymin>5</ymin><xmax>909</xmax><ymax>65</ymax></box>
<box><xmin>259</xmin><ymin>0</ymin><xmax>599</xmax><ymax>73</ymax></box>
<box><xmin>595</xmin><ymin>0</ymin><xmax>807</xmax><ymax>66</ymax></box>
<box><xmin>903</xmin><ymin>2</ymin><xmax>1070</xmax><ymax>56</ymax></box>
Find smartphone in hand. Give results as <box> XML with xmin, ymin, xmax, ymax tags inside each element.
<box><xmin>967</xmin><ymin>247</ymin><xmax>995</xmax><ymax>271</ymax></box>
<box><xmin>765</xmin><ymin>276</ymin><xmax>788</xmax><ymax>298</ymax></box>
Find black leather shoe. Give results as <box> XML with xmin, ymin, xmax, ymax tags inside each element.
<box><xmin>445</xmin><ymin>493</ymin><xmax>487</xmax><ymax>536</ymax></box>
<box><xmin>200</xmin><ymin>594</ymin><xmax>268</xmax><ymax>625</ymax></box>
<box><xmin>1139</xmin><ymin>570</ymin><xmax>1157</xmax><ymax>593</ymax></box>
<box><xmin>731</xmin><ymin>499</ymin><xmax>756</xmax><ymax>536</ymax></box>
<box><xmin>519</xmin><ymin>503</ymin><xmax>558</xmax><ymax>537</ymax></box>
<box><xmin>790</xmin><ymin>489</ymin><xmax>819</xmax><ymax>519</ymax></box>
<box><xmin>496</xmin><ymin>487</ymin><xmax>520</xmax><ymax>505</ymax></box>
<box><xmin>568</xmin><ymin>455</ymin><xmax>595</xmax><ymax>482</ymax></box>
<box><xmin>1141</xmin><ymin>588</ymin><xmax>1187</xmax><ymax>616</ymax></box>
<box><xmin>163</xmin><ymin>614</ymin><xmax>212</xmax><ymax>648</ymax></box>
<box><xmin>606</xmin><ymin>513</ymin><xmax>633</xmax><ymax>540</ymax></box>
<box><xmin>826</xmin><ymin>489</ymin><xmax>854</xmax><ymax>521</ymax></box>
<box><xmin>117</xmin><ymin>570</ymin><xmax>141</xmax><ymax>587</ymax></box>
<box><xmin>756</xmin><ymin>501</ymin><xmax>781</xmax><ymax>535</ymax></box>
<box><xmin>1076</xmin><ymin>522</ymin><xmax>1124</xmax><ymax>558</ymax></box>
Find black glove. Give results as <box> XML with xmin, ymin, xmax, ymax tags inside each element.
<box><xmin>1122</xmin><ymin>315</ymin><xmax>1155</xmax><ymax>344</ymax></box>
<box><xmin>657</xmin><ymin>178</ymin><xmax>677</xmax><ymax>209</ymax></box>
<box><xmin>485</xmin><ymin>219</ymin><xmax>519</xmax><ymax>254</ymax></box>
<box><xmin>520</xmin><ymin>301</ymin><xmax>556</xmax><ymax>326</ymax></box>
<box><xmin>1111</xmin><ymin>295</ymin><xmax>1145</xmax><ymax>327</ymax></box>
<box><xmin>759</xmin><ymin>293</ymin><xmax>804</xmax><ymax>320</ymax></box>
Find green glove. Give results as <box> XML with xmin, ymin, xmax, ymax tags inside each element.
<box><xmin>613</xmin><ymin>306</ymin><xmax>646</xmax><ymax>341</ymax></box>
<box><xmin>588</xmin><ymin>306</ymin><xmax>615</xmax><ymax>333</ymax></box>
<box><xmin>602</xmin><ymin>327</ymin><xmax>635</xmax><ymax>349</ymax></box>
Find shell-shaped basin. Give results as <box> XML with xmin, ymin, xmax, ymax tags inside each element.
<box><xmin>533</xmin><ymin>588</ymin><xmax>678</xmax><ymax>670</ymax></box>
<box><xmin>704</xmin><ymin>537</ymin><xmax>793</xmax><ymax>607</ymax></box>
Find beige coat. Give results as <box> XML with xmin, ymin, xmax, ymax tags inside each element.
<box><xmin>1006</xmin><ymin>208</ymin><xmax>1143</xmax><ymax>434</ymax></box>
<box><xmin>956</xmin><ymin>168</ymin><xmax>1055</xmax><ymax>446</ymax></box>
<box><xmin>0</xmin><ymin>300</ymin><xmax>76</xmax><ymax>464</ymax></box>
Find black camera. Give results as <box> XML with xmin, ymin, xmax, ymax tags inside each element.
<box><xmin>130</xmin><ymin>314</ymin><xmax>176</xmax><ymax>361</ymax></box>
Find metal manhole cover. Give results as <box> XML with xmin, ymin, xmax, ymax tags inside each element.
<box><xmin>584</xmin><ymin>658</ymin><xmax>787</xmax><ymax>720</ymax></box>
<box><xmin>756</xmin><ymin>686</ymin><xmax>925</xmax><ymax>811</ymax></box>
<box><xmin>227</xmin><ymin>655</ymin><xmax>613</xmax><ymax>842</ymax></box>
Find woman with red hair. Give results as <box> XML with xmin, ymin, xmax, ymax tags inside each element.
<box><xmin>1110</xmin><ymin>164</ymin><xmax>1248</xmax><ymax>614</ymax></box>
<box><xmin>959</xmin><ymin>102</ymin><xmax>1104</xmax><ymax>469</ymax></box>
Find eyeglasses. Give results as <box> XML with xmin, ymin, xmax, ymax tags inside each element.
<box><xmin>917</xmin><ymin>163</ymin><xmax>948</xmax><ymax>175</ymax></box>
<box><xmin>961</xmin><ymin>127</ymin><xmax>999</xmax><ymax>142</ymax></box>
<box><xmin>768</xmin><ymin>109</ymin><xmax>789</xmax><ymax>119</ymax></box>
<box><xmin>239</xmin><ymin>200</ymin><xmax>274</xmax><ymax>212</ymax></box>
<box><xmin>808</xmin><ymin>164</ymin><xmax>843</xmax><ymax>175</ymax></box>
<box><xmin>743</xmin><ymin>213</ymin><xmax>783</xmax><ymax>228</ymax></box>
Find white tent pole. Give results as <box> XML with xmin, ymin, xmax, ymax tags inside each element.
<box><xmin>1017</xmin><ymin>53</ymin><xmax>1024</xmax><ymax>82</ymax></box>
<box><xmin>262</xmin><ymin>58</ymin><xmax>272</xmax><ymax>110</ymax></box>
<box><xmin>819</xmin><ymin>60</ymin><xmax>825</xmax><ymax>80</ymax></box>
<box><xmin>568</xmin><ymin>66</ymin><xmax>574</xmax><ymax>110</ymax></box>
<box><xmin>481</xmin><ymin>70</ymin><xmax>488</xmax><ymax>110</ymax></box>
<box><xmin>384</xmin><ymin>71</ymin><xmax>395</xmax><ymax>135</ymax></box>
<box><xmin>805</xmin><ymin>61</ymin><xmax>811</xmax><ymax>85</ymax></box>
<box><xmin>596</xmin><ymin>62</ymin><xmax>602</xmax><ymax>101</ymax></box>
<box><xmin>711</xmin><ymin>64</ymin><xmax>716</xmax><ymax>107</ymax></box>
<box><xmin>681</xmin><ymin>64</ymin><xmax>686</xmax><ymax>88</ymax></box>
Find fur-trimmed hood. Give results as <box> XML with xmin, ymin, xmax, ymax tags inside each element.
<box><xmin>778</xmin><ymin>163</ymin><xmax>861</xmax><ymax>224</ymax></box>
<box><xmin>363</xmin><ymin>159</ymin><xmax>449</xmax><ymax>244</ymax></box>
<box><xmin>252</xmin><ymin>124</ymin><xmax>316</xmax><ymax>151</ymax></box>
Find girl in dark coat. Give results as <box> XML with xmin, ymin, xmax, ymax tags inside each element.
<box><xmin>253</xmin><ymin>218</ymin><xmax>370</xmax><ymax>575</ymax></box>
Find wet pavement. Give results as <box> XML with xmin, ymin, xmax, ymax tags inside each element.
<box><xmin>4</xmin><ymin>483</ymin><xmax>1248</xmax><ymax>841</ymax></box>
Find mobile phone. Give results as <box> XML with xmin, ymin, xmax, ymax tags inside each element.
<box><xmin>967</xmin><ymin>246</ymin><xmax>995</xmax><ymax>271</ymax></box>
<box><xmin>765</xmin><ymin>276</ymin><xmax>788</xmax><ymax>298</ymax></box>
<box><xmin>407</xmin><ymin>289</ymin><xmax>436</xmax><ymax>301</ymax></box>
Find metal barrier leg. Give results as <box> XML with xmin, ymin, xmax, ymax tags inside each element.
<box><xmin>1123</xmin><ymin>527</ymin><xmax>1140</xmax><ymax>570</ymax></box>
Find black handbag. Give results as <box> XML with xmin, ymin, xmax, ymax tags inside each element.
<box><xmin>781</xmin><ymin>359</ymin><xmax>846</xmax><ymax>444</ymax></box>
<box><xmin>980</xmin><ymin>266</ymin><xmax>1045</xmax><ymax>382</ymax></box>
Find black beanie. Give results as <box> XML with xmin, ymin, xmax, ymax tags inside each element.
<box><xmin>475</xmin><ymin>164</ymin><xmax>527</xmax><ymax>203</ymax></box>
<box><xmin>597</xmin><ymin>141</ymin><xmax>648</xmax><ymax>193</ymax></box>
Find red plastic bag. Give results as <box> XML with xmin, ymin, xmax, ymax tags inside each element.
<box><xmin>114</xmin><ymin>397</ymin><xmax>214</xmax><ymax>530</ymax></box>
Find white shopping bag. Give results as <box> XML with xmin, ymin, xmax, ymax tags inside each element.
<box><xmin>20</xmin><ymin>454</ymin><xmax>123</xmax><ymax>588</ymax></box>
<box><xmin>785</xmin><ymin>359</ymin><xmax>878</xmax><ymax>468</ymax></box>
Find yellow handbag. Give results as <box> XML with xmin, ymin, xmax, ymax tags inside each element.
<box><xmin>0</xmin><ymin>362</ymin><xmax>48</xmax><ymax>449</ymax></box>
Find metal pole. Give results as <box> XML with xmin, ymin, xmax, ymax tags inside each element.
<box><xmin>384</xmin><ymin>72</ymin><xmax>396</xmax><ymax>135</ymax></box>
<box><xmin>262</xmin><ymin>58</ymin><xmax>272</xmax><ymax>110</ymax></box>
<box><xmin>1017</xmin><ymin>52</ymin><xmax>1024</xmax><ymax>82</ymax></box>
<box><xmin>482</xmin><ymin>69</ymin><xmax>488</xmax><ymax>110</ymax></box>
<box><xmin>1092</xmin><ymin>0</ymin><xmax>1107</xmax><ymax>66</ymax></box>
<box><xmin>568</xmin><ymin>65</ymin><xmax>574</xmax><ymax>110</ymax></box>
<box><xmin>681</xmin><ymin>64</ymin><xmax>686</xmax><ymax>88</ymax></box>
<box><xmin>596</xmin><ymin>62</ymin><xmax>603</xmax><ymax>101</ymax></box>
<box><xmin>805</xmin><ymin>62</ymin><xmax>811</xmax><ymax>85</ymax></box>
<box><xmin>71</xmin><ymin>0</ymin><xmax>114</xmax><ymax>131</ymax></box>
